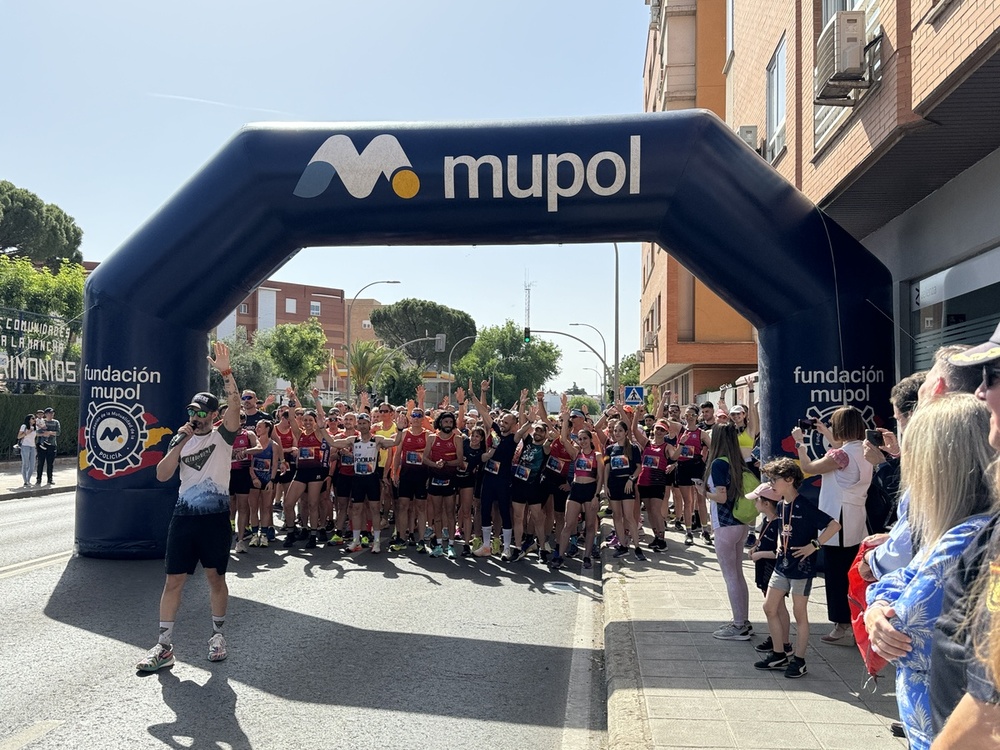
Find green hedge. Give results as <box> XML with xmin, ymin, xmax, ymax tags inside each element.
<box><xmin>1</xmin><ymin>393</ymin><xmax>80</xmax><ymax>460</ymax></box>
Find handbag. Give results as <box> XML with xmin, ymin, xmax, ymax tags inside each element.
<box><xmin>12</xmin><ymin>442</ymin><xmax>21</xmax><ymax>455</ymax></box>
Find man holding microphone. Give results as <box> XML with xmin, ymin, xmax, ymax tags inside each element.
<box><xmin>136</xmin><ymin>341</ymin><xmax>241</xmax><ymax>672</ymax></box>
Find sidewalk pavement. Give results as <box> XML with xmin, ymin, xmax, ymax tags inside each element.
<box><xmin>2</xmin><ymin>455</ymin><xmax>79</xmax><ymax>500</ymax></box>
<box><xmin>602</xmin><ymin>523</ymin><xmax>907</xmax><ymax>750</ymax></box>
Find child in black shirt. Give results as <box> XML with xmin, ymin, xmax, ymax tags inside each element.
<box><xmin>751</xmin><ymin>458</ymin><xmax>840</xmax><ymax>678</ymax></box>
<box><xmin>747</xmin><ymin>483</ymin><xmax>791</xmax><ymax>657</ymax></box>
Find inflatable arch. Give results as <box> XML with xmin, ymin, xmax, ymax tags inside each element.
<box><xmin>78</xmin><ymin>111</ymin><xmax>894</xmax><ymax>558</ymax></box>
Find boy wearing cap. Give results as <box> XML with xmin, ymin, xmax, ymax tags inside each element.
<box><xmin>752</xmin><ymin>457</ymin><xmax>841</xmax><ymax>678</ymax></box>
<box><xmin>136</xmin><ymin>341</ymin><xmax>241</xmax><ymax>672</ymax></box>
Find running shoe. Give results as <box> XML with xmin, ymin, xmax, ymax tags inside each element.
<box><xmin>305</xmin><ymin>533</ymin><xmax>318</xmax><ymax>549</ymax></box>
<box><xmin>282</xmin><ymin>528</ymin><xmax>298</xmax><ymax>548</ymax></box>
<box><xmin>208</xmin><ymin>633</ymin><xmax>227</xmax><ymax>662</ymax></box>
<box><xmin>784</xmin><ymin>656</ymin><xmax>808</xmax><ymax>678</ymax></box>
<box><xmin>424</xmin><ymin>527</ymin><xmax>435</xmax><ymax>541</ymax></box>
<box><xmin>361</xmin><ymin>534</ymin><xmax>370</xmax><ymax>548</ymax></box>
<box><xmin>248</xmin><ymin>534</ymin><xmax>260</xmax><ymax>548</ymax></box>
<box><xmin>325</xmin><ymin>520</ymin><xmax>335</xmax><ymax>532</ymax></box>
<box><xmin>258</xmin><ymin>533</ymin><xmax>269</xmax><ymax>548</ymax></box>
<box><xmin>712</xmin><ymin>621</ymin><xmax>753</xmax><ymax>641</ymax></box>
<box><xmin>508</xmin><ymin>547</ymin><xmax>524</xmax><ymax>562</ymax></box>
<box><xmin>136</xmin><ymin>643</ymin><xmax>174</xmax><ymax>672</ymax></box>
<box><xmin>548</xmin><ymin>555</ymin><xmax>564</xmax><ymax>569</ymax></box>
<box><xmin>684</xmin><ymin>531</ymin><xmax>694</xmax><ymax>546</ymax></box>
<box><xmin>755</xmin><ymin>636</ymin><xmax>775</xmax><ymax>654</ymax></box>
<box><xmin>446</xmin><ymin>545</ymin><xmax>456</xmax><ymax>559</ymax></box>
<box><xmin>317</xmin><ymin>528</ymin><xmax>329</xmax><ymax>544</ymax></box>
<box><xmin>234</xmin><ymin>537</ymin><xmax>250</xmax><ymax>554</ymax></box>
<box><xmin>372</xmin><ymin>538</ymin><xmax>382</xmax><ymax>554</ymax></box>
<box><xmin>461</xmin><ymin>543</ymin><xmax>472</xmax><ymax>558</ymax></box>
<box><xmin>416</xmin><ymin>541</ymin><xmax>427</xmax><ymax>554</ymax></box>
<box><xmin>633</xmin><ymin>547</ymin><xmax>647</xmax><ymax>562</ymax></box>
<box><xmin>491</xmin><ymin>537</ymin><xmax>502</xmax><ymax>555</ymax></box>
<box><xmin>701</xmin><ymin>530</ymin><xmax>714</xmax><ymax>546</ymax></box>
<box><xmin>522</xmin><ymin>537</ymin><xmax>538</xmax><ymax>555</ymax></box>
<box><xmin>744</xmin><ymin>532</ymin><xmax>757</xmax><ymax>549</ymax></box>
<box><xmin>471</xmin><ymin>536</ymin><xmax>483</xmax><ymax>550</ymax></box>
<box><xmin>430</xmin><ymin>544</ymin><xmax>444</xmax><ymax>558</ymax></box>
<box><xmin>330</xmin><ymin>532</ymin><xmax>343</xmax><ymax>545</ymax></box>
<box><xmin>672</xmin><ymin>519</ymin><xmax>684</xmax><ymax>532</ymax></box>
<box><xmin>265</xmin><ymin>527</ymin><xmax>276</xmax><ymax>542</ymax></box>
<box><xmin>473</xmin><ymin>544</ymin><xmax>492</xmax><ymax>558</ymax></box>
<box><xmin>500</xmin><ymin>546</ymin><xmax>512</xmax><ymax>562</ymax></box>
<box><xmin>583</xmin><ymin>556</ymin><xmax>593</xmax><ymax>569</ymax></box>
<box><xmin>754</xmin><ymin>651</ymin><xmax>790</xmax><ymax>671</ymax></box>
<box><xmin>612</xmin><ymin>545</ymin><xmax>629</xmax><ymax>558</ymax></box>
<box><xmin>347</xmin><ymin>540</ymin><xmax>363</xmax><ymax>553</ymax></box>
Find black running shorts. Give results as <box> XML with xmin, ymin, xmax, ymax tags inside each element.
<box><xmin>165</xmin><ymin>513</ymin><xmax>231</xmax><ymax>575</ymax></box>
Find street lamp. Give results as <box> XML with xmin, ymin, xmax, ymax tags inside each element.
<box><xmin>569</xmin><ymin>323</ymin><xmax>608</xmax><ymax>375</ymax></box>
<box><xmin>582</xmin><ymin>366</ymin><xmax>603</xmax><ymax>398</ymax></box>
<box><xmin>346</xmin><ymin>280</ymin><xmax>400</xmax><ymax>401</ymax></box>
<box><xmin>613</xmin><ymin>243</ymin><xmax>620</xmax><ymax>402</ymax></box>
<box><xmin>447</xmin><ymin>335</ymin><xmax>477</xmax><ymax>403</ymax></box>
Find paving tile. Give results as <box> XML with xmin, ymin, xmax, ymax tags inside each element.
<box><xmin>643</xmin><ymin>675</ymin><xmax>713</xmax><ymax>695</ymax></box>
<box><xmin>637</xmin><ymin>643</ymin><xmax>706</xmax><ymax>661</ymax></box>
<box><xmin>809</xmin><ymin>722</ymin><xmax>909</xmax><ymax>749</ymax></box>
<box><xmin>792</xmin><ymin>697</ymin><xmax>885</xmax><ymax>725</ymax></box>
<box><xmin>639</xmin><ymin>658</ymin><xmax>708</xmax><ymax>678</ymax></box>
<box><xmin>649</xmin><ymin>719</ymin><xmax>736</xmax><ymax>748</ymax></box>
<box><xmin>717</xmin><ymin>696</ymin><xmax>802</xmax><ymax>723</ymax></box>
<box><xmin>646</xmin><ymin>694</ymin><xmax>724</xmax><ymax>719</ymax></box>
<box><xmin>730</xmin><ymin>720</ymin><xmax>821</xmax><ymax>749</ymax></box>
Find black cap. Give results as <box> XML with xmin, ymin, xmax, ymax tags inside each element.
<box><xmin>949</xmin><ymin>321</ymin><xmax>1000</xmax><ymax>366</ymax></box>
<box><xmin>43</xmin><ymin>407</ymin><xmax>54</xmax><ymax>413</ymax></box>
<box><xmin>187</xmin><ymin>392</ymin><xmax>220</xmax><ymax>412</ymax></box>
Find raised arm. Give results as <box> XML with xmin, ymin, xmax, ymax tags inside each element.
<box><xmin>210</xmin><ymin>341</ymin><xmax>240</xmax><ymax>434</ymax></box>
<box><xmin>631</xmin><ymin>403</ymin><xmax>649</xmax><ymax>448</ymax></box>
<box><xmin>514</xmin><ymin>390</ymin><xmax>532</xmax><ymax>441</ymax></box>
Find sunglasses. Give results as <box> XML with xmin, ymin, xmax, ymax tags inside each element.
<box><xmin>411</xmin><ymin>412</ymin><xmax>424</xmax><ymax>418</ymax></box>
<box><xmin>985</xmin><ymin>364</ymin><xmax>1000</xmax><ymax>390</ymax></box>
<box><xmin>378</xmin><ymin>409</ymin><xmax>392</xmax><ymax>413</ymax></box>
<box><xmin>187</xmin><ymin>408</ymin><xmax>209</xmax><ymax>418</ymax></box>
<box><xmin>241</xmin><ymin>395</ymin><xmax>254</xmax><ymax>401</ymax></box>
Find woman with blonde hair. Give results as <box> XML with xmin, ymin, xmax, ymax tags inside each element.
<box><xmin>865</xmin><ymin>393</ymin><xmax>997</xmax><ymax>750</ymax></box>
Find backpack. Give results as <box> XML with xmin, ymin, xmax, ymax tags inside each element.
<box><xmin>719</xmin><ymin>456</ymin><xmax>760</xmax><ymax>525</ymax></box>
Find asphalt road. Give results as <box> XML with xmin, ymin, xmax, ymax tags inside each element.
<box><xmin>0</xmin><ymin>492</ymin><xmax>607</xmax><ymax>750</ymax></box>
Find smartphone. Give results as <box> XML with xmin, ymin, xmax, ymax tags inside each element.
<box><xmin>865</xmin><ymin>429</ymin><xmax>884</xmax><ymax>447</ymax></box>
<box><xmin>797</xmin><ymin>418</ymin><xmax>816</xmax><ymax>431</ymax></box>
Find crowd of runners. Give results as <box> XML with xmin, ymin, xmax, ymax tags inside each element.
<box><xmin>222</xmin><ymin>380</ymin><xmax>744</xmax><ymax>571</ymax></box>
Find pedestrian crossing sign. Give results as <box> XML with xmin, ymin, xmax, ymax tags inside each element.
<box><xmin>623</xmin><ymin>386</ymin><xmax>645</xmax><ymax>406</ymax></box>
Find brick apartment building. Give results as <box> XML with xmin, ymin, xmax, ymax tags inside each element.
<box><xmin>639</xmin><ymin>0</ymin><xmax>759</xmax><ymax>404</ymax></box>
<box><xmin>215</xmin><ymin>282</ymin><xmax>384</xmax><ymax>393</ymax></box>
<box><xmin>703</xmin><ymin>0</ymin><xmax>999</xmax><ymax>380</ymax></box>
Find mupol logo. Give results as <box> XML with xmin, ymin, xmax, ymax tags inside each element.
<box><xmin>294</xmin><ymin>134</ymin><xmax>420</xmax><ymax>199</ymax></box>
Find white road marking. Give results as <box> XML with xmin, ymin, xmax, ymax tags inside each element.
<box><xmin>0</xmin><ymin>550</ymin><xmax>73</xmax><ymax>580</ymax></box>
<box><xmin>562</xmin><ymin>571</ymin><xmax>601</xmax><ymax>749</ymax></box>
<box><xmin>0</xmin><ymin>721</ymin><xmax>64</xmax><ymax>750</ymax></box>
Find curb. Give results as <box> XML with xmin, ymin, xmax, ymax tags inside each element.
<box><xmin>2</xmin><ymin>484</ymin><xmax>74</xmax><ymax>501</ymax></box>
<box><xmin>602</xmin><ymin>524</ymin><xmax>653</xmax><ymax>750</ymax></box>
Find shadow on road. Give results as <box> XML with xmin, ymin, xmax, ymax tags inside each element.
<box><xmin>146</xmin><ymin>669</ymin><xmax>250</xmax><ymax>750</ymax></box>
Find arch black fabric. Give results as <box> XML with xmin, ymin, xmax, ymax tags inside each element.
<box><xmin>78</xmin><ymin>111</ymin><xmax>894</xmax><ymax>558</ymax></box>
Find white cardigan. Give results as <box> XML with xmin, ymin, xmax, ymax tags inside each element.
<box><xmin>817</xmin><ymin>440</ymin><xmax>873</xmax><ymax>548</ymax></box>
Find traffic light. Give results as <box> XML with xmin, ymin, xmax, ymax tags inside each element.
<box><xmin>434</xmin><ymin>333</ymin><xmax>446</xmax><ymax>352</ymax></box>
<box><xmin>523</xmin><ymin>326</ymin><xmax>531</xmax><ymax>343</ymax></box>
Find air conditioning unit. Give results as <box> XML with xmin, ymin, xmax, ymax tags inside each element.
<box><xmin>737</xmin><ymin>125</ymin><xmax>758</xmax><ymax>151</ymax></box>
<box><xmin>815</xmin><ymin>10</ymin><xmax>868</xmax><ymax>104</ymax></box>
<box><xmin>643</xmin><ymin>331</ymin><xmax>656</xmax><ymax>351</ymax></box>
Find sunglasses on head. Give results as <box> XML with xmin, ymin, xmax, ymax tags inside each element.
<box><xmin>187</xmin><ymin>408</ymin><xmax>209</xmax><ymax>418</ymax></box>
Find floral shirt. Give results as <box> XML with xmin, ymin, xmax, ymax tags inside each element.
<box><xmin>867</xmin><ymin>514</ymin><xmax>991</xmax><ymax>750</ymax></box>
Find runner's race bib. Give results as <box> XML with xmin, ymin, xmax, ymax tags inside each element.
<box><xmin>431</xmin><ymin>477</ymin><xmax>450</xmax><ymax>487</ymax></box>
<box><xmin>546</xmin><ymin>456</ymin><xmax>565</xmax><ymax>473</ymax></box>
<box><xmin>299</xmin><ymin>447</ymin><xmax>313</xmax><ymax>460</ymax></box>
<box><xmin>485</xmin><ymin>459</ymin><xmax>501</xmax><ymax>475</ymax></box>
<box><xmin>514</xmin><ymin>465</ymin><xmax>531</xmax><ymax>481</ymax></box>
<box><xmin>610</xmin><ymin>455</ymin><xmax>629</xmax><ymax>470</ymax></box>
<box><xmin>340</xmin><ymin>453</ymin><xmax>354</xmax><ymax>465</ymax></box>
<box><xmin>355</xmin><ymin>461</ymin><xmax>373</xmax><ymax>475</ymax></box>
<box><xmin>574</xmin><ymin>457</ymin><xmax>591</xmax><ymax>472</ymax></box>
<box><xmin>406</xmin><ymin>451</ymin><xmax>421</xmax><ymax>465</ymax></box>
<box><xmin>252</xmin><ymin>457</ymin><xmax>270</xmax><ymax>472</ymax></box>
<box><xmin>642</xmin><ymin>455</ymin><xmax>658</xmax><ymax>468</ymax></box>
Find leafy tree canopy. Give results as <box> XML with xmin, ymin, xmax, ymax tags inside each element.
<box><xmin>618</xmin><ymin>353</ymin><xmax>640</xmax><ymax>387</ymax></box>
<box><xmin>209</xmin><ymin>326</ymin><xmax>277</xmax><ymax>400</ymax></box>
<box><xmin>0</xmin><ymin>181</ymin><xmax>83</xmax><ymax>266</ymax></box>
<box><xmin>567</xmin><ymin>395</ymin><xmax>601</xmax><ymax>416</ymax></box>
<box><xmin>378</xmin><ymin>364</ymin><xmax>424</xmax><ymax>406</ymax></box>
<box><xmin>454</xmin><ymin>320</ymin><xmax>560</xmax><ymax>409</ymax></box>
<box><xmin>256</xmin><ymin>318</ymin><xmax>328</xmax><ymax>397</ymax></box>
<box><xmin>343</xmin><ymin>339</ymin><xmax>404</xmax><ymax>397</ymax></box>
<box><xmin>369</xmin><ymin>298</ymin><xmax>476</xmax><ymax>369</ymax></box>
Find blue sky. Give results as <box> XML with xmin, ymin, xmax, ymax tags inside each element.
<box><xmin>1</xmin><ymin>1</ymin><xmax>650</xmax><ymax>394</ymax></box>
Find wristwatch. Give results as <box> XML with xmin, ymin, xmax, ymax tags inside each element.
<box><xmin>810</xmin><ymin>539</ymin><xmax>821</xmax><ymax>550</ymax></box>
<box><xmin>795</xmin><ymin>442</ymin><xmax>804</xmax><ymax>449</ymax></box>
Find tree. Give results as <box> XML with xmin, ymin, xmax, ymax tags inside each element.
<box><xmin>209</xmin><ymin>326</ymin><xmax>277</xmax><ymax>399</ymax></box>
<box><xmin>378</xmin><ymin>364</ymin><xmax>424</xmax><ymax>406</ymax></box>
<box><xmin>256</xmin><ymin>318</ymin><xmax>328</xmax><ymax>397</ymax></box>
<box><xmin>0</xmin><ymin>181</ymin><xmax>83</xmax><ymax>266</ymax></box>
<box><xmin>618</xmin><ymin>353</ymin><xmax>640</xmax><ymax>387</ymax></box>
<box><xmin>565</xmin><ymin>381</ymin><xmax>586</xmax><ymax>396</ymax></box>
<box><xmin>342</xmin><ymin>339</ymin><xmax>404</xmax><ymax>396</ymax></box>
<box><xmin>567</xmin><ymin>395</ymin><xmax>601</xmax><ymax>416</ymax></box>
<box><xmin>454</xmin><ymin>320</ymin><xmax>560</xmax><ymax>408</ymax></box>
<box><xmin>369</xmin><ymin>298</ymin><xmax>476</xmax><ymax>369</ymax></box>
